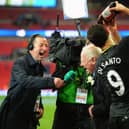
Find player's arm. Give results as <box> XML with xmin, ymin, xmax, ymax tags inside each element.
<box><xmin>107</xmin><ymin>18</ymin><xmax>121</xmax><ymax>45</ymax></box>
<box><xmin>108</xmin><ymin>1</ymin><xmax>129</xmax><ymax>43</ymax></box>
<box><xmin>110</xmin><ymin>1</ymin><xmax>129</xmax><ymax>15</ymax></box>
<box><xmin>101</xmin><ymin>16</ymin><xmax>121</xmax><ymax>45</ymax></box>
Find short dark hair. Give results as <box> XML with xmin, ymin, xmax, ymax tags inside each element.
<box><xmin>87</xmin><ymin>24</ymin><xmax>109</xmax><ymax>48</ymax></box>
<box><xmin>27</xmin><ymin>34</ymin><xmax>42</xmax><ymax>50</ymax></box>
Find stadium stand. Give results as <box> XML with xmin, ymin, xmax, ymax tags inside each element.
<box><xmin>0</xmin><ymin>0</ymin><xmax>129</xmax><ymax>91</ymax></box>
<box><xmin>0</xmin><ymin>61</ymin><xmax>13</xmax><ymax>90</ymax></box>
<box><xmin>0</xmin><ymin>40</ymin><xmax>26</xmax><ymax>56</ymax></box>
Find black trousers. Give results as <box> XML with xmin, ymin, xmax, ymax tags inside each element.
<box><xmin>52</xmin><ymin>102</ymin><xmax>95</xmax><ymax>129</ymax></box>
<box><xmin>94</xmin><ymin>117</ymin><xmax>109</xmax><ymax>129</ymax></box>
<box><xmin>109</xmin><ymin>115</ymin><xmax>129</xmax><ymax>129</ymax></box>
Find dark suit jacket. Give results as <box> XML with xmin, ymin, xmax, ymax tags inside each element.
<box><xmin>0</xmin><ymin>53</ymin><xmax>55</xmax><ymax>129</ymax></box>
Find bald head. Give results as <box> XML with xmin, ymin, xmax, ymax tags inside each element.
<box><xmin>80</xmin><ymin>44</ymin><xmax>102</xmax><ymax>73</ymax></box>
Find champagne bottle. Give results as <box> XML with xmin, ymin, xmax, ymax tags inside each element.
<box><xmin>97</xmin><ymin>2</ymin><xmax>118</xmax><ymax>24</ymax></box>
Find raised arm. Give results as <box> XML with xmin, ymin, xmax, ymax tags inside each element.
<box><xmin>110</xmin><ymin>1</ymin><xmax>129</xmax><ymax>15</ymax></box>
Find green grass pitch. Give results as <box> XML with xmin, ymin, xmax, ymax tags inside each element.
<box><xmin>0</xmin><ymin>96</ymin><xmax>57</xmax><ymax>129</ymax></box>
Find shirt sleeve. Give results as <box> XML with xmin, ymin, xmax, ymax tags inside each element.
<box><xmin>10</xmin><ymin>58</ymin><xmax>56</xmax><ymax>90</ymax></box>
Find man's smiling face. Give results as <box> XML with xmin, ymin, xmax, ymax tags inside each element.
<box><xmin>30</xmin><ymin>37</ymin><xmax>49</xmax><ymax>61</ymax></box>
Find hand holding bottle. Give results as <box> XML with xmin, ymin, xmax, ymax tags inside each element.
<box><xmin>97</xmin><ymin>1</ymin><xmax>119</xmax><ymax>24</ymax></box>
<box><xmin>110</xmin><ymin>1</ymin><xmax>129</xmax><ymax>15</ymax></box>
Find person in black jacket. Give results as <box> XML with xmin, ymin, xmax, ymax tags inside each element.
<box><xmin>87</xmin><ymin>2</ymin><xmax>129</xmax><ymax>129</ymax></box>
<box><xmin>86</xmin><ymin>3</ymin><xmax>121</xmax><ymax>129</ymax></box>
<box><xmin>0</xmin><ymin>34</ymin><xmax>64</xmax><ymax>129</ymax></box>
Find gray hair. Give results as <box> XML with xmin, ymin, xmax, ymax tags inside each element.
<box><xmin>81</xmin><ymin>44</ymin><xmax>102</xmax><ymax>60</ymax></box>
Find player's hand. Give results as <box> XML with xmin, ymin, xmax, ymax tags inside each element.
<box><xmin>36</xmin><ymin>107</ymin><xmax>44</xmax><ymax>119</ymax></box>
<box><xmin>54</xmin><ymin>77</ymin><xmax>65</xmax><ymax>88</ymax></box>
<box><xmin>110</xmin><ymin>1</ymin><xmax>126</xmax><ymax>13</ymax></box>
<box><xmin>88</xmin><ymin>105</ymin><xmax>94</xmax><ymax>118</ymax></box>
